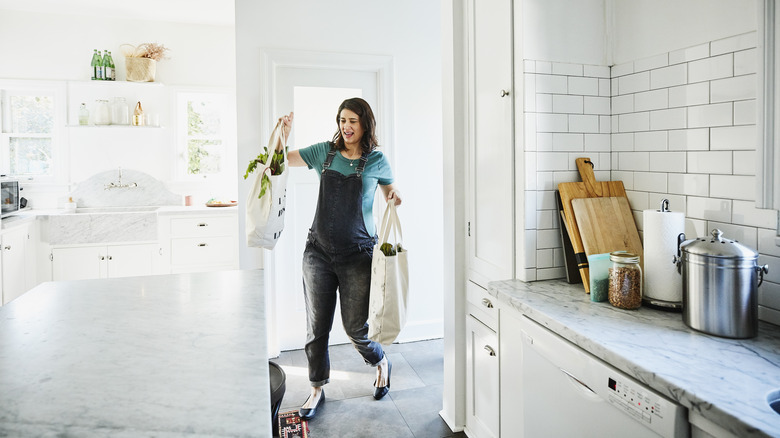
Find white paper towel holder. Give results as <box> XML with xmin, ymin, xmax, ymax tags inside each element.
<box><xmin>643</xmin><ymin>199</ymin><xmax>684</xmax><ymax>311</ymax></box>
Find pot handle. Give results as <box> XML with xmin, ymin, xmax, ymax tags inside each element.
<box><xmin>757</xmin><ymin>264</ymin><xmax>769</xmax><ymax>287</ymax></box>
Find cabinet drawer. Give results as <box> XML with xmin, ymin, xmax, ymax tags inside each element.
<box><xmin>169</xmin><ymin>216</ymin><xmax>236</xmax><ymax>238</ymax></box>
<box><xmin>467</xmin><ymin>281</ymin><xmax>498</xmax><ymax>330</ymax></box>
<box><xmin>171</xmin><ymin>237</ymin><xmax>236</xmax><ymax>266</ymax></box>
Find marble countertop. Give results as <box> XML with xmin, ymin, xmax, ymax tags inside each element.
<box><xmin>489</xmin><ymin>279</ymin><xmax>780</xmax><ymax>438</ymax></box>
<box><xmin>0</xmin><ymin>270</ymin><xmax>271</xmax><ymax>437</ymax></box>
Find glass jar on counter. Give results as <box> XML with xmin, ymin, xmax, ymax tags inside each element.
<box><xmin>93</xmin><ymin>99</ymin><xmax>111</xmax><ymax>125</ymax></box>
<box><xmin>608</xmin><ymin>251</ymin><xmax>642</xmax><ymax>310</ymax></box>
<box><xmin>111</xmin><ymin>97</ymin><xmax>129</xmax><ymax>125</ymax></box>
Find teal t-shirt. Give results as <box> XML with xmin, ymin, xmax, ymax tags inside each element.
<box><xmin>299</xmin><ymin>141</ymin><xmax>394</xmax><ymax>236</ymax></box>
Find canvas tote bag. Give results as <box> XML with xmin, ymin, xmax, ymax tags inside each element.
<box><xmin>246</xmin><ymin>120</ymin><xmax>288</xmax><ymax>249</ymax></box>
<box><xmin>368</xmin><ymin>200</ymin><xmax>409</xmax><ymax>345</ymax></box>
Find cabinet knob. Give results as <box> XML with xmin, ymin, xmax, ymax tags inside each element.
<box><xmin>197</xmin><ymin>223</ymin><xmax>208</xmax><ymax>227</ymax></box>
<box><xmin>484</xmin><ymin>345</ymin><xmax>496</xmax><ymax>357</ymax></box>
<box><xmin>481</xmin><ymin>298</ymin><xmax>494</xmax><ymax>309</ymax></box>
<box><xmin>107</xmin><ymin>256</ymin><xmax>113</xmax><ymax>261</ymax></box>
<box><xmin>3</xmin><ymin>245</ymin><xmax>10</xmax><ymax>251</ymax></box>
<box><xmin>500</xmin><ymin>89</ymin><xmax>510</xmax><ymax>97</ymax></box>
<box><xmin>100</xmin><ymin>256</ymin><xmax>105</xmax><ymax>260</ymax></box>
<box><xmin>197</xmin><ymin>243</ymin><xmax>208</xmax><ymax>247</ymax></box>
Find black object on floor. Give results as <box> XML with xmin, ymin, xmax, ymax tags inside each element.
<box><xmin>269</xmin><ymin>361</ymin><xmax>287</xmax><ymax>436</ymax></box>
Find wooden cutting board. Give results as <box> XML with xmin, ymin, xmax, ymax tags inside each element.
<box><xmin>571</xmin><ymin>196</ymin><xmax>644</xmax><ymax>271</ymax></box>
<box><xmin>557</xmin><ymin>158</ymin><xmax>629</xmax><ymax>292</ymax></box>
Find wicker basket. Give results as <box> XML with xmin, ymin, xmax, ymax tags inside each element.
<box><xmin>125</xmin><ymin>57</ymin><xmax>156</xmax><ymax>82</ymax></box>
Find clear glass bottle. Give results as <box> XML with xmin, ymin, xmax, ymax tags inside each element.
<box><xmin>78</xmin><ymin>103</ymin><xmax>90</xmax><ymax>126</ymax></box>
<box><xmin>111</xmin><ymin>97</ymin><xmax>129</xmax><ymax>125</ymax></box>
<box><xmin>94</xmin><ymin>99</ymin><xmax>111</xmax><ymax>125</ymax></box>
<box><xmin>608</xmin><ymin>251</ymin><xmax>642</xmax><ymax>310</ymax></box>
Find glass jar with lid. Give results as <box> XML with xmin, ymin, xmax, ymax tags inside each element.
<box><xmin>93</xmin><ymin>99</ymin><xmax>110</xmax><ymax>125</ymax></box>
<box><xmin>608</xmin><ymin>251</ymin><xmax>642</xmax><ymax>309</ymax></box>
<box><xmin>111</xmin><ymin>97</ymin><xmax>129</xmax><ymax>125</ymax></box>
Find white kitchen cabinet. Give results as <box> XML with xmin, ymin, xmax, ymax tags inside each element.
<box><xmin>465</xmin><ymin>281</ymin><xmax>500</xmax><ymax>438</ymax></box>
<box><xmin>466</xmin><ymin>0</ymin><xmax>515</xmax><ymax>288</ymax></box>
<box><xmin>51</xmin><ymin>243</ymin><xmax>158</xmax><ymax>281</ymax></box>
<box><xmin>158</xmin><ymin>212</ymin><xmax>238</xmax><ymax>274</ymax></box>
<box><xmin>2</xmin><ymin>225</ymin><xmax>27</xmax><ymax>304</ymax></box>
<box><xmin>498</xmin><ymin>306</ymin><xmax>524</xmax><ymax>438</ymax></box>
<box><xmin>1</xmin><ymin>221</ymin><xmax>38</xmax><ymax>305</ymax></box>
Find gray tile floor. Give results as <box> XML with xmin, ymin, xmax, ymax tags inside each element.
<box><xmin>271</xmin><ymin>338</ymin><xmax>466</xmax><ymax>438</ymax></box>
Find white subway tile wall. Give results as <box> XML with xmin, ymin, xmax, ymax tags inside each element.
<box><xmin>523</xmin><ymin>31</ymin><xmax>779</xmax><ymax>322</ymax></box>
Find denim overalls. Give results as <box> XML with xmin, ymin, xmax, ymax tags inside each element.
<box><xmin>302</xmin><ymin>147</ymin><xmax>385</xmax><ymax>387</ymax></box>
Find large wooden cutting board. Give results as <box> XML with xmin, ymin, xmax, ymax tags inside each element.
<box><xmin>557</xmin><ymin>158</ymin><xmax>629</xmax><ymax>292</ymax></box>
<box><xmin>571</xmin><ymin>196</ymin><xmax>644</xmax><ymax>271</ymax></box>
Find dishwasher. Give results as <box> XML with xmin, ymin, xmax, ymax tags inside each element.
<box><xmin>520</xmin><ymin>315</ymin><xmax>689</xmax><ymax>437</ymax></box>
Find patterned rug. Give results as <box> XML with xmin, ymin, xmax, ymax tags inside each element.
<box><xmin>278</xmin><ymin>410</ymin><xmax>310</xmax><ymax>438</ymax></box>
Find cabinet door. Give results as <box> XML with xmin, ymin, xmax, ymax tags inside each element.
<box><xmin>2</xmin><ymin>227</ymin><xmax>27</xmax><ymax>304</ymax></box>
<box><xmin>466</xmin><ymin>315</ymin><xmax>500</xmax><ymax>438</ymax></box>
<box><xmin>23</xmin><ymin>222</ymin><xmax>38</xmax><ymax>292</ymax></box>
<box><xmin>499</xmin><ymin>309</ymin><xmax>525</xmax><ymax>438</ymax></box>
<box><xmin>52</xmin><ymin>246</ymin><xmax>103</xmax><ymax>281</ymax></box>
<box><xmin>467</xmin><ymin>0</ymin><xmax>515</xmax><ymax>287</ymax></box>
<box><xmin>106</xmin><ymin>244</ymin><xmax>156</xmax><ymax>278</ymax></box>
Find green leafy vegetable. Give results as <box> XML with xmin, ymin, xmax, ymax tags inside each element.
<box><xmin>244</xmin><ymin>146</ymin><xmax>287</xmax><ymax>198</ymax></box>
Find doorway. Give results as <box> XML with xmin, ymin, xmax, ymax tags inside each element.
<box><xmin>261</xmin><ymin>49</ymin><xmax>394</xmax><ymax>355</ymax></box>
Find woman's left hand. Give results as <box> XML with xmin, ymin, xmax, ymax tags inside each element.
<box><xmin>387</xmin><ymin>189</ymin><xmax>402</xmax><ymax>206</ymax></box>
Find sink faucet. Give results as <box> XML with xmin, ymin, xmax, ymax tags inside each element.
<box><xmin>104</xmin><ymin>166</ymin><xmax>138</xmax><ymax>190</ymax></box>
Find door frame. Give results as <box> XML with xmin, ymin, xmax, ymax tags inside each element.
<box><xmin>259</xmin><ymin>48</ymin><xmax>395</xmax><ymax>356</ymax></box>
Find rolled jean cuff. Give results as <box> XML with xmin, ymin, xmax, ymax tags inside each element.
<box><xmin>310</xmin><ymin>379</ymin><xmax>329</xmax><ymax>387</ymax></box>
<box><xmin>370</xmin><ymin>353</ymin><xmax>386</xmax><ymax>367</ymax></box>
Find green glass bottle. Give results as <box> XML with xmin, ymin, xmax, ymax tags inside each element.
<box><xmin>90</xmin><ymin>49</ymin><xmax>100</xmax><ymax>80</ymax></box>
<box><xmin>97</xmin><ymin>50</ymin><xmax>105</xmax><ymax>80</ymax></box>
<box><xmin>104</xmin><ymin>50</ymin><xmax>115</xmax><ymax>81</ymax></box>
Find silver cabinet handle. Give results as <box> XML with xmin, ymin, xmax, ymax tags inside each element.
<box><xmin>481</xmin><ymin>298</ymin><xmax>493</xmax><ymax>309</ymax></box>
<box><xmin>500</xmin><ymin>89</ymin><xmax>510</xmax><ymax>97</ymax></box>
<box><xmin>197</xmin><ymin>223</ymin><xmax>208</xmax><ymax>227</ymax></box>
<box><xmin>484</xmin><ymin>345</ymin><xmax>496</xmax><ymax>357</ymax></box>
<box><xmin>197</xmin><ymin>243</ymin><xmax>208</xmax><ymax>247</ymax></box>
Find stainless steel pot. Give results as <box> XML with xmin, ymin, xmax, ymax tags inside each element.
<box><xmin>674</xmin><ymin>229</ymin><xmax>768</xmax><ymax>339</ymax></box>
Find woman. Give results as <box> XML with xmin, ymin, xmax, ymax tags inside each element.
<box><xmin>279</xmin><ymin>97</ymin><xmax>401</xmax><ymax>421</ymax></box>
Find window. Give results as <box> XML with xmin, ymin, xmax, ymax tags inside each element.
<box><xmin>0</xmin><ymin>82</ymin><xmax>64</xmax><ymax>181</ymax></box>
<box><xmin>175</xmin><ymin>90</ymin><xmax>232</xmax><ymax>180</ymax></box>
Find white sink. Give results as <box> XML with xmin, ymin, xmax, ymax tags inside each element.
<box><xmin>45</xmin><ymin>206</ymin><xmax>160</xmax><ymax>244</ymax></box>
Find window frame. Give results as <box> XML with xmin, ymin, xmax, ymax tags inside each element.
<box><xmin>0</xmin><ymin>80</ymin><xmax>66</xmax><ymax>183</ymax></box>
<box><xmin>172</xmin><ymin>87</ymin><xmax>236</xmax><ymax>183</ymax></box>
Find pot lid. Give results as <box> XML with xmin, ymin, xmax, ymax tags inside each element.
<box><xmin>681</xmin><ymin>229</ymin><xmax>758</xmax><ymax>259</ymax></box>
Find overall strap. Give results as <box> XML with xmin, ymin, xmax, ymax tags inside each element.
<box><xmin>355</xmin><ymin>152</ymin><xmax>369</xmax><ymax>177</ymax></box>
<box><xmin>322</xmin><ymin>145</ymin><xmax>338</xmax><ymax>171</ymax></box>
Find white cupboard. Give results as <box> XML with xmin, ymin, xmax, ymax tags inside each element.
<box><xmin>51</xmin><ymin>243</ymin><xmax>158</xmax><ymax>281</ymax></box>
<box><xmin>158</xmin><ymin>213</ymin><xmax>238</xmax><ymax>274</ymax></box>
<box><xmin>466</xmin><ymin>0</ymin><xmax>515</xmax><ymax>288</ymax></box>
<box><xmin>1</xmin><ymin>225</ymin><xmax>28</xmax><ymax>304</ymax></box>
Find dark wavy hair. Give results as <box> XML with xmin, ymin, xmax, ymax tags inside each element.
<box><xmin>331</xmin><ymin>97</ymin><xmax>379</xmax><ymax>153</ymax></box>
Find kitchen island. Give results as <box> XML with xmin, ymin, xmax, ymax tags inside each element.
<box><xmin>490</xmin><ymin>279</ymin><xmax>780</xmax><ymax>438</ymax></box>
<box><xmin>0</xmin><ymin>270</ymin><xmax>271</xmax><ymax>437</ymax></box>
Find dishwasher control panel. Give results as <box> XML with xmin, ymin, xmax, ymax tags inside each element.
<box><xmin>606</xmin><ymin>376</ymin><xmax>667</xmax><ymax>424</ymax></box>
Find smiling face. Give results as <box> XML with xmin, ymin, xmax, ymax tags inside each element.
<box><xmin>339</xmin><ymin>109</ymin><xmax>364</xmax><ymax>149</ymax></box>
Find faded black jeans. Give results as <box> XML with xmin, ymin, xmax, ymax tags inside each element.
<box><xmin>302</xmin><ymin>239</ymin><xmax>385</xmax><ymax>386</ymax></box>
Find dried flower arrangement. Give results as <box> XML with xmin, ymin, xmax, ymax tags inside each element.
<box><xmin>121</xmin><ymin>43</ymin><xmax>170</xmax><ymax>62</ymax></box>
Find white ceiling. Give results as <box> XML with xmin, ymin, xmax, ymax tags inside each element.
<box><xmin>0</xmin><ymin>0</ymin><xmax>234</xmax><ymax>26</ymax></box>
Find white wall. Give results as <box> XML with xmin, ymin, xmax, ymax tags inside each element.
<box><xmin>523</xmin><ymin>0</ymin><xmax>608</xmax><ymax>65</ymax></box>
<box><xmin>235</xmin><ymin>0</ymin><xmax>445</xmax><ymax>342</ymax></box>
<box><xmin>612</xmin><ymin>0</ymin><xmax>757</xmax><ymax>64</ymax></box>
<box><xmin>0</xmin><ymin>9</ymin><xmax>236</xmax><ymax>207</ymax></box>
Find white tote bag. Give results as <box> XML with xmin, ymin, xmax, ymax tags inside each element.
<box><xmin>368</xmin><ymin>200</ymin><xmax>409</xmax><ymax>345</ymax></box>
<box><xmin>246</xmin><ymin>120</ymin><xmax>288</xmax><ymax>249</ymax></box>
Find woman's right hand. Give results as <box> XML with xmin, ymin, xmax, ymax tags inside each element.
<box><xmin>279</xmin><ymin>112</ymin><xmax>294</xmax><ymax>145</ymax></box>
